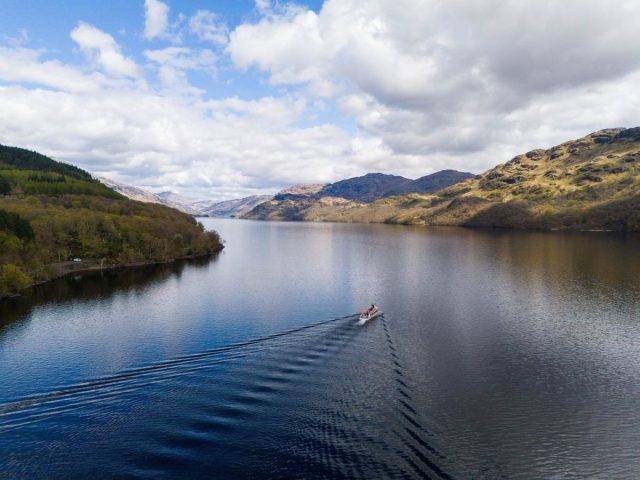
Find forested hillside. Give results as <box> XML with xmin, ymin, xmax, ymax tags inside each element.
<box><xmin>0</xmin><ymin>145</ymin><xmax>223</xmax><ymax>298</ymax></box>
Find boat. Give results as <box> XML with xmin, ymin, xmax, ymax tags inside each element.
<box><xmin>358</xmin><ymin>306</ymin><xmax>381</xmax><ymax>325</ymax></box>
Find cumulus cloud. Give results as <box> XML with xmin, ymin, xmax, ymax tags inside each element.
<box><xmin>228</xmin><ymin>0</ymin><xmax>640</xmax><ymax>163</ymax></box>
<box><xmin>144</xmin><ymin>0</ymin><xmax>170</xmax><ymax>39</ymax></box>
<box><xmin>189</xmin><ymin>10</ymin><xmax>228</xmax><ymax>45</ymax></box>
<box><xmin>229</xmin><ymin>7</ymin><xmax>327</xmax><ymax>89</ymax></box>
<box><xmin>145</xmin><ymin>46</ymin><xmax>217</xmax><ymax>92</ymax></box>
<box><xmin>0</xmin><ymin>44</ymin><xmax>378</xmax><ymax>200</ymax></box>
<box><xmin>71</xmin><ymin>22</ymin><xmax>140</xmax><ymax>78</ymax></box>
<box><xmin>0</xmin><ymin>46</ymin><xmax>102</xmax><ymax>93</ymax></box>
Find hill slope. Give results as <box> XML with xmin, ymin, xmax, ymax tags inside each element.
<box><xmin>155</xmin><ymin>191</ymin><xmax>202</xmax><ymax>215</ymax></box>
<box><xmin>244</xmin><ymin>128</ymin><xmax>640</xmax><ymax>231</ymax></box>
<box><xmin>200</xmin><ymin>195</ymin><xmax>272</xmax><ymax>218</ymax></box>
<box><xmin>318</xmin><ymin>173</ymin><xmax>411</xmax><ymax>202</ymax></box>
<box><xmin>278</xmin><ymin>184</ymin><xmax>326</xmax><ymax>197</ymax></box>
<box><xmin>383</xmin><ymin>170</ymin><xmax>475</xmax><ymax>197</ymax></box>
<box><xmin>99</xmin><ymin>177</ymin><xmax>165</xmax><ymax>204</ymax></box>
<box><xmin>0</xmin><ymin>145</ymin><xmax>223</xmax><ymax>298</ymax></box>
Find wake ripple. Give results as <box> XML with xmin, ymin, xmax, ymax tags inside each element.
<box><xmin>0</xmin><ymin>314</ymin><xmax>353</xmax><ymax>431</ymax></box>
<box><xmin>381</xmin><ymin>316</ymin><xmax>455</xmax><ymax>480</ymax></box>
<box><xmin>1</xmin><ymin>313</ymin><xmax>454</xmax><ymax>480</ymax></box>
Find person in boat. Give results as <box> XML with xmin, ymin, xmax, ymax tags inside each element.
<box><xmin>367</xmin><ymin>304</ymin><xmax>376</xmax><ymax>314</ymax></box>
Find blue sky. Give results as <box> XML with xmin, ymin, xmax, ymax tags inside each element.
<box><xmin>1</xmin><ymin>1</ymin><xmax>639</xmax><ymax>200</ymax></box>
<box><xmin>2</xmin><ymin>0</ymin><xmax>317</xmax><ymax>100</ymax></box>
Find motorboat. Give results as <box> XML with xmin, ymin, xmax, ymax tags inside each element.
<box><xmin>358</xmin><ymin>306</ymin><xmax>381</xmax><ymax>325</ymax></box>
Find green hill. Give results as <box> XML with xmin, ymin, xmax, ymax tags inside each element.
<box><xmin>244</xmin><ymin>128</ymin><xmax>640</xmax><ymax>231</ymax></box>
<box><xmin>0</xmin><ymin>145</ymin><xmax>223</xmax><ymax>298</ymax></box>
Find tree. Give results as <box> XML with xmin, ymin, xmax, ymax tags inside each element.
<box><xmin>0</xmin><ymin>176</ymin><xmax>10</xmax><ymax>195</ymax></box>
<box><xmin>0</xmin><ymin>264</ymin><xmax>32</xmax><ymax>296</ymax></box>
<box><xmin>0</xmin><ymin>209</ymin><xmax>34</xmax><ymax>240</ymax></box>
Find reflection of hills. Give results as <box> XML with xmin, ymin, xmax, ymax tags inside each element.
<box><xmin>0</xmin><ymin>255</ymin><xmax>220</xmax><ymax>334</ymax></box>
<box><xmin>348</xmin><ymin>226</ymin><xmax>640</xmax><ymax>321</ymax></box>
<box><xmin>482</xmin><ymin>230</ymin><xmax>640</xmax><ymax>297</ymax></box>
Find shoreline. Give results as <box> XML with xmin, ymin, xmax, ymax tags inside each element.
<box><xmin>1</xmin><ymin>247</ymin><xmax>224</xmax><ymax>301</ymax></box>
<box><xmin>236</xmin><ymin>216</ymin><xmax>636</xmax><ymax>234</ymax></box>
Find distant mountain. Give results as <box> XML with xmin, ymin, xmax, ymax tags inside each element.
<box><xmin>99</xmin><ymin>177</ymin><xmax>164</xmax><ymax>204</ymax></box>
<box><xmin>277</xmin><ymin>184</ymin><xmax>326</xmax><ymax>196</ymax></box>
<box><xmin>200</xmin><ymin>195</ymin><xmax>272</xmax><ymax>218</ymax></box>
<box><xmin>156</xmin><ymin>191</ymin><xmax>202</xmax><ymax>215</ymax></box>
<box><xmin>101</xmin><ymin>178</ymin><xmax>274</xmax><ymax>217</ymax></box>
<box><xmin>245</xmin><ymin>170</ymin><xmax>474</xmax><ymax>220</ymax></box>
<box><xmin>318</xmin><ymin>173</ymin><xmax>411</xmax><ymax>203</ymax></box>
<box><xmin>247</xmin><ymin>128</ymin><xmax>640</xmax><ymax>231</ymax></box>
<box><xmin>383</xmin><ymin>170</ymin><xmax>475</xmax><ymax>197</ymax></box>
<box><xmin>100</xmin><ymin>179</ymin><xmax>203</xmax><ymax>214</ymax></box>
<box><xmin>102</xmin><ymin>171</ymin><xmax>473</xmax><ymax>220</ymax></box>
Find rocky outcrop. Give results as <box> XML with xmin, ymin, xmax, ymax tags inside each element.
<box><xmin>277</xmin><ymin>184</ymin><xmax>326</xmax><ymax>196</ymax></box>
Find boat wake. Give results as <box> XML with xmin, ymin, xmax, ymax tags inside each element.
<box><xmin>0</xmin><ymin>315</ymin><xmax>354</xmax><ymax>429</ymax></box>
<box><xmin>1</xmin><ymin>314</ymin><xmax>454</xmax><ymax>479</ymax></box>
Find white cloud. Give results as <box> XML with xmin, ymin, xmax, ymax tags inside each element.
<box><xmin>144</xmin><ymin>46</ymin><xmax>216</xmax><ymax>73</ymax></box>
<box><xmin>144</xmin><ymin>46</ymin><xmax>216</xmax><ymax>92</ymax></box>
<box><xmin>71</xmin><ymin>22</ymin><xmax>140</xmax><ymax>78</ymax></box>
<box><xmin>255</xmin><ymin>0</ymin><xmax>271</xmax><ymax>14</ymax></box>
<box><xmin>144</xmin><ymin>0</ymin><xmax>170</xmax><ymax>40</ymax></box>
<box><xmin>0</xmin><ymin>46</ymin><xmax>100</xmax><ymax>93</ymax></box>
<box><xmin>5</xmin><ymin>28</ymin><xmax>29</xmax><ymax>47</ymax></box>
<box><xmin>228</xmin><ymin>0</ymin><xmax>640</xmax><ymax>166</ymax></box>
<box><xmin>0</xmin><ymin>44</ymin><xmax>378</xmax><ymax>200</ymax></box>
<box><xmin>189</xmin><ymin>10</ymin><xmax>228</xmax><ymax>45</ymax></box>
<box><xmin>229</xmin><ymin>8</ymin><xmax>328</xmax><ymax>90</ymax></box>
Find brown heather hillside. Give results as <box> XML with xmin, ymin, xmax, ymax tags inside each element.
<box><xmin>244</xmin><ymin>128</ymin><xmax>640</xmax><ymax>231</ymax></box>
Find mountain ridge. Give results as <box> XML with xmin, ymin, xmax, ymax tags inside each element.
<box><xmin>383</xmin><ymin>170</ymin><xmax>476</xmax><ymax>197</ymax></box>
<box><xmin>244</xmin><ymin>128</ymin><xmax>640</xmax><ymax>231</ymax></box>
<box><xmin>317</xmin><ymin>173</ymin><xmax>412</xmax><ymax>203</ymax></box>
<box><xmin>246</xmin><ymin>169</ymin><xmax>476</xmax><ymax>220</ymax></box>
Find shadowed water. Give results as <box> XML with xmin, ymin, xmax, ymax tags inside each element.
<box><xmin>1</xmin><ymin>219</ymin><xmax>640</xmax><ymax>479</ymax></box>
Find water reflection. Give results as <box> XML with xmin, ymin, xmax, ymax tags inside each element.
<box><xmin>0</xmin><ymin>254</ymin><xmax>219</xmax><ymax>337</ymax></box>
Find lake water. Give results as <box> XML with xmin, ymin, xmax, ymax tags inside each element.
<box><xmin>2</xmin><ymin>218</ymin><xmax>640</xmax><ymax>479</ymax></box>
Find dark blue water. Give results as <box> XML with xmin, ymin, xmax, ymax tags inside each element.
<box><xmin>2</xmin><ymin>219</ymin><xmax>640</xmax><ymax>479</ymax></box>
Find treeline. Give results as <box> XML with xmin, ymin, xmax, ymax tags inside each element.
<box><xmin>0</xmin><ymin>169</ymin><xmax>121</xmax><ymax>198</ymax></box>
<box><xmin>0</xmin><ymin>144</ymin><xmax>223</xmax><ymax>298</ymax></box>
<box><xmin>0</xmin><ymin>195</ymin><xmax>222</xmax><ymax>297</ymax></box>
<box><xmin>0</xmin><ymin>145</ymin><xmax>93</xmax><ymax>179</ymax></box>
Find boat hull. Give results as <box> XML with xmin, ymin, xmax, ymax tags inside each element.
<box><xmin>357</xmin><ymin>310</ymin><xmax>381</xmax><ymax>325</ymax></box>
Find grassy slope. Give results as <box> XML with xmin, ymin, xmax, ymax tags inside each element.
<box><xmin>0</xmin><ymin>145</ymin><xmax>223</xmax><ymax>297</ymax></box>
<box><xmin>246</xmin><ymin>128</ymin><xmax>640</xmax><ymax>231</ymax></box>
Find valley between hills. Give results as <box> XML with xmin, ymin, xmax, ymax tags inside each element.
<box><xmin>4</xmin><ymin>126</ymin><xmax>640</xmax><ymax>297</ymax></box>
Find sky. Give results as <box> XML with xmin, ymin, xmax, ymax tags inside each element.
<box><xmin>1</xmin><ymin>0</ymin><xmax>639</xmax><ymax>201</ymax></box>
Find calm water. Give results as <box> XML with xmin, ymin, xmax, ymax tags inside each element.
<box><xmin>2</xmin><ymin>219</ymin><xmax>640</xmax><ymax>479</ymax></box>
